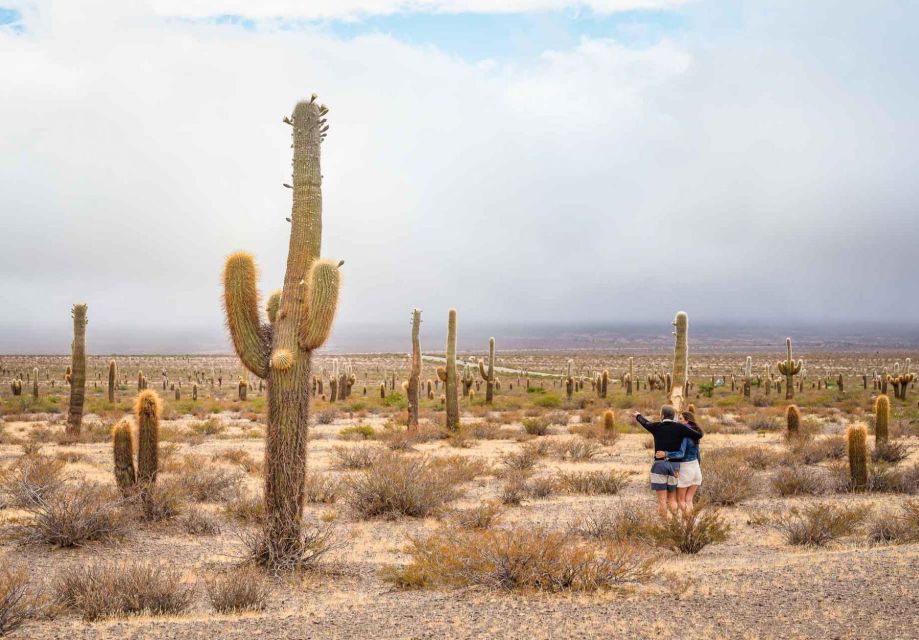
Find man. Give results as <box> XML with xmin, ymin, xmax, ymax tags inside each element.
<box><xmin>633</xmin><ymin>405</ymin><xmax>703</xmax><ymax>516</ymax></box>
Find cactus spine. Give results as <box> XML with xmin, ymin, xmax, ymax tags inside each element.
<box><xmin>222</xmin><ymin>96</ymin><xmax>343</xmax><ymax>566</ymax></box>
<box><xmin>66</xmin><ymin>304</ymin><xmax>88</xmax><ymax>437</ymax></box>
<box><xmin>407</xmin><ymin>309</ymin><xmax>421</xmax><ymax>430</ymax></box>
<box><xmin>602</xmin><ymin>409</ymin><xmax>615</xmax><ymax>435</ymax></box>
<box><xmin>107</xmin><ymin>359</ymin><xmax>116</xmax><ymax>403</ymax></box>
<box><xmin>478</xmin><ymin>337</ymin><xmax>496</xmax><ymax>404</ymax></box>
<box><xmin>445</xmin><ymin>309</ymin><xmax>459</xmax><ymax>431</ymax></box>
<box><xmin>777</xmin><ymin>337</ymin><xmax>802</xmax><ymax>400</ymax></box>
<box><xmin>134</xmin><ymin>390</ymin><xmax>161</xmax><ymax>485</ymax></box>
<box><xmin>846</xmin><ymin>423</ymin><xmax>868</xmax><ymax>492</ymax></box>
<box><xmin>112</xmin><ymin>418</ymin><xmax>136</xmax><ymax>496</ymax></box>
<box><xmin>874</xmin><ymin>394</ymin><xmax>890</xmax><ymax>443</ymax></box>
<box><xmin>669</xmin><ymin>311</ymin><xmax>688</xmax><ymax>412</ymax></box>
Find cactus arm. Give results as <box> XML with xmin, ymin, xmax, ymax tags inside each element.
<box><xmin>478</xmin><ymin>359</ymin><xmax>488</xmax><ymax>380</ymax></box>
<box><xmin>266</xmin><ymin>290</ymin><xmax>282</xmax><ymax>324</ymax></box>
<box><xmin>298</xmin><ymin>259</ymin><xmax>342</xmax><ymax>351</ymax></box>
<box><xmin>223</xmin><ymin>252</ymin><xmax>270</xmax><ymax>378</ymax></box>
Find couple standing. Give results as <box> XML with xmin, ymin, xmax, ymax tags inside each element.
<box><xmin>633</xmin><ymin>406</ymin><xmax>703</xmax><ymax>516</ymax></box>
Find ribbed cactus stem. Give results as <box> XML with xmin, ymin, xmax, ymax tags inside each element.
<box><xmin>847</xmin><ymin>423</ymin><xmax>868</xmax><ymax>491</ymax></box>
<box><xmin>107</xmin><ymin>359</ymin><xmax>117</xmax><ymax>403</ymax></box>
<box><xmin>603</xmin><ymin>409</ymin><xmax>615</xmax><ymax>434</ymax></box>
<box><xmin>407</xmin><ymin>309</ymin><xmax>421</xmax><ymax>430</ymax></box>
<box><xmin>221</xmin><ymin>96</ymin><xmax>343</xmax><ymax>567</ymax></box>
<box><xmin>786</xmin><ymin>404</ymin><xmax>800</xmax><ymax>434</ymax></box>
<box><xmin>66</xmin><ymin>304</ymin><xmax>88</xmax><ymax>437</ymax></box>
<box><xmin>777</xmin><ymin>337</ymin><xmax>802</xmax><ymax>400</ymax></box>
<box><xmin>135</xmin><ymin>390</ymin><xmax>160</xmax><ymax>485</ymax></box>
<box><xmin>112</xmin><ymin>418</ymin><xmax>136</xmax><ymax>496</ymax></box>
<box><xmin>445</xmin><ymin>309</ymin><xmax>459</xmax><ymax>431</ymax></box>
<box><xmin>669</xmin><ymin>311</ymin><xmax>688</xmax><ymax>412</ymax></box>
<box><xmin>874</xmin><ymin>394</ymin><xmax>890</xmax><ymax>443</ymax></box>
<box><xmin>32</xmin><ymin>367</ymin><xmax>38</xmax><ymax>399</ymax></box>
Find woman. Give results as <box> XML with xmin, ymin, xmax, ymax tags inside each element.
<box><xmin>654</xmin><ymin>410</ymin><xmax>703</xmax><ymax>513</ymax></box>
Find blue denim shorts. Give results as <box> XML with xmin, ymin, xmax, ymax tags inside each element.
<box><xmin>649</xmin><ymin>460</ymin><xmax>680</xmax><ymax>491</ymax></box>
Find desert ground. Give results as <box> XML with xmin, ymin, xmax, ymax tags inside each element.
<box><xmin>1</xmin><ymin>351</ymin><xmax>917</xmax><ymax>639</ymax></box>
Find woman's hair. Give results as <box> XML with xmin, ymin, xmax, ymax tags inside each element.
<box><xmin>680</xmin><ymin>411</ymin><xmax>695</xmax><ymax>423</ymax></box>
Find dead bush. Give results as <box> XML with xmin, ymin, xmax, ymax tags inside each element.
<box><xmin>173</xmin><ymin>455</ymin><xmax>244</xmax><ymax>502</ymax></box>
<box><xmin>524</xmin><ymin>475</ymin><xmax>558</xmax><ymax>499</ymax></box>
<box><xmin>205</xmin><ymin>564</ymin><xmax>272</xmax><ymax>613</ymax></box>
<box><xmin>521</xmin><ymin>417</ymin><xmax>551</xmax><ymax>436</ymax></box>
<box><xmin>242</xmin><ymin>520</ymin><xmax>337</xmax><ymax>573</ymax></box>
<box><xmin>385</xmin><ymin>527</ymin><xmax>657</xmax><ymax>592</ymax></box>
<box><xmin>315</xmin><ymin>409</ymin><xmax>338</xmax><ymax>425</ymax></box>
<box><xmin>501</xmin><ymin>447</ymin><xmax>540</xmax><ymax>473</ymax></box>
<box><xmin>642</xmin><ymin>506</ymin><xmax>730</xmax><ymax>554</ymax></box>
<box><xmin>178</xmin><ymin>508</ymin><xmax>221</xmax><ymax>535</ymax></box>
<box><xmin>872</xmin><ymin>440</ymin><xmax>912</xmax><ymax>464</ymax></box>
<box><xmin>771</xmin><ymin>465</ymin><xmax>830</xmax><ymax>497</ymax></box>
<box><xmin>344</xmin><ymin>453</ymin><xmax>460</xmax><ymax>518</ymax></box>
<box><xmin>791</xmin><ymin>436</ymin><xmax>846</xmax><ymax>464</ymax></box>
<box><xmin>0</xmin><ymin>561</ymin><xmax>42</xmax><ymax>635</ymax></box>
<box><xmin>446</xmin><ymin>501</ymin><xmax>504</xmax><ymax>529</ymax></box>
<box><xmin>770</xmin><ymin>503</ymin><xmax>869</xmax><ymax>546</ymax></box>
<box><xmin>1</xmin><ymin>454</ymin><xmax>65</xmax><ymax>507</ymax></box>
<box><xmin>139</xmin><ymin>478</ymin><xmax>187</xmax><ymax>522</ymax></box>
<box><xmin>499</xmin><ymin>471</ymin><xmax>530</xmax><ymax>505</ymax></box>
<box><xmin>698</xmin><ymin>450</ymin><xmax>755</xmax><ymax>505</ymax></box>
<box><xmin>190</xmin><ymin>417</ymin><xmax>226</xmax><ymax>436</ymax></box>
<box><xmin>331</xmin><ymin>444</ymin><xmax>383</xmax><ymax>470</ymax></box>
<box><xmin>556</xmin><ymin>470</ymin><xmax>631</xmax><ymax>496</ymax></box>
<box><xmin>223</xmin><ymin>490</ymin><xmax>266</xmax><ymax>524</ymax></box>
<box><xmin>866</xmin><ymin>500</ymin><xmax>919</xmax><ymax>544</ymax></box>
<box><xmin>20</xmin><ymin>482</ymin><xmax>129</xmax><ymax>547</ymax></box>
<box><xmin>429</xmin><ymin>456</ymin><xmax>491</xmax><ymax>484</ymax></box>
<box><xmin>304</xmin><ymin>471</ymin><xmax>341</xmax><ymax>504</ymax></box>
<box><xmin>553</xmin><ymin>438</ymin><xmax>602</xmax><ymax>462</ymax></box>
<box><xmin>54</xmin><ymin>561</ymin><xmax>193</xmax><ymax>620</ymax></box>
<box><xmin>212</xmin><ymin>448</ymin><xmax>262</xmax><ymax>475</ymax></box>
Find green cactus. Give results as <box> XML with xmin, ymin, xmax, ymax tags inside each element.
<box><xmin>445</xmin><ymin>309</ymin><xmax>459</xmax><ymax>431</ymax></box>
<box><xmin>776</xmin><ymin>337</ymin><xmax>802</xmax><ymax>400</ymax></box>
<box><xmin>874</xmin><ymin>394</ymin><xmax>890</xmax><ymax>443</ymax></box>
<box><xmin>112</xmin><ymin>418</ymin><xmax>136</xmax><ymax>496</ymax></box>
<box><xmin>600</xmin><ymin>369</ymin><xmax>609</xmax><ymax>399</ymax></box>
<box><xmin>137</xmin><ymin>370</ymin><xmax>146</xmax><ymax>391</ymax></box>
<box><xmin>763</xmin><ymin>364</ymin><xmax>771</xmax><ymax>396</ymax></box>
<box><xmin>379</xmin><ymin>382</ymin><xmax>385</xmax><ymax>399</ymax></box>
<box><xmin>847</xmin><ymin>423</ymin><xmax>868</xmax><ymax>491</ymax></box>
<box><xmin>222</xmin><ymin>97</ymin><xmax>343</xmax><ymax>566</ymax></box>
<box><xmin>134</xmin><ymin>390</ymin><xmax>160</xmax><ymax>485</ymax></box>
<box><xmin>329</xmin><ymin>360</ymin><xmax>339</xmax><ymax>403</ymax></box>
<box><xmin>10</xmin><ymin>379</ymin><xmax>21</xmax><ymax>396</ymax></box>
<box><xmin>478</xmin><ymin>337</ymin><xmax>496</xmax><ymax>404</ymax></box>
<box><xmin>192</xmin><ymin>382</ymin><xmax>198</xmax><ymax>401</ymax></box>
<box><xmin>669</xmin><ymin>311</ymin><xmax>688</xmax><ymax>412</ymax></box>
<box><xmin>565</xmin><ymin>360</ymin><xmax>574</xmax><ymax>400</ymax></box>
<box><xmin>408</xmin><ymin>309</ymin><xmax>421</xmax><ymax>430</ymax></box>
<box><xmin>461</xmin><ymin>362</ymin><xmax>474</xmax><ymax>397</ymax></box>
<box><xmin>238</xmin><ymin>378</ymin><xmax>248</xmax><ymax>401</ymax></box>
<box><xmin>107</xmin><ymin>359</ymin><xmax>117</xmax><ymax>403</ymax></box>
<box><xmin>626</xmin><ymin>357</ymin><xmax>633</xmax><ymax>396</ymax></box>
<box><xmin>65</xmin><ymin>304</ymin><xmax>88</xmax><ymax>436</ymax></box>
<box><xmin>743</xmin><ymin>356</ymin><xmax>752</xmax><ymax>398</ymax></box>
<box><xmin>32</xmin><ymin>367</ymin><xmax>38</xmax><ymax>400</ymax></box>
<box><xmin>786</xmin><ymin>404</ymin><xmax>800</xmax><ymax>434</ymax></box>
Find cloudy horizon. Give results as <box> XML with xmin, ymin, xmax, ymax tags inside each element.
<box><xmin>2</xmin><ymin>1</ymin><xmax>917</xmax><ymax>355</ymax></box>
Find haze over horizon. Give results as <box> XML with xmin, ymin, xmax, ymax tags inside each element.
<box><xmin>2</xmin><ymin>1</ymin><xmax>918</xmax><ymax>354</ymax></box>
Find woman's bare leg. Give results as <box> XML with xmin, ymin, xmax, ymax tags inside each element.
<box><xmin>655</xmin><ymin>490</ymin><xmax>669</xmax><ymax>517</ymax></box>
<box><xmin>676</xmin><ymin>487</ymin><xmax>689</xmax><ymax>513</ymax></box>
<box><xmin>684</xmin><ymin>485</ymin><xmax>699</xmax><ymax>511</ymax></box>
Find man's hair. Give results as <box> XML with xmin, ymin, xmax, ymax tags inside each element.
<box><xmin>660</xmin><ymin>405</ymin><xmax>676</xmax><ymax>420</ymax></box>
<box><xmin>680</xmin><ymin>411</ymin><xmax>696</xmax><ymax>423</ymax></box>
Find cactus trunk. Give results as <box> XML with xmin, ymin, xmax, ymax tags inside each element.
<box><xmin>478</xmin><ymin>337</ymin><xmax>495</xmax><ymax>404</ymax></box>
<box><xmin>777</xmin><ymin>338</ymin><xmax>801</xmax><ymax>400</ymax></box>
<box><xmin>112</xmin><ymin>418</ymin><xmax>136</xmax><ymax>496</ymax></box>
<box><xmin>66</xmin><ymin>304</ymin><xmax>88</xmax><ymax>437</ymax></box>
<box><xmin>669</xmin><ymin>311</ymin><xmax>688</xmax><ymax>412</ymax></box>
<box><xmin>445</xmin><ymin>309</ymin><xmax>459</xmax><ymax>431</ymax></box>
<box><xmin>847</xmin><ymin>424</ymin><xmax>868</xmax><ymax>491</ymax></box>
<box><xmin>874</xmin><ymin>394</ymin><xmax>890</xmax><ymax>443</ymax></box>
<box><xmin>407</xmin><ymin>309</ymin><xmax>421</xmax><ymax>430</ymax></box>
<box><xmin>107</xmin><ymin>359</ymin><xmax>116</xmax><ymax>403</ymax></box>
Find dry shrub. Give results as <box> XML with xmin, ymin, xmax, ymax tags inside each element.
<box><xmin>331</xmin><ymin>444</ymin><xmax>383</xmax><ymax>470</ymax></box>
<box><xmin>304</xmin><ymin>471</ymin><xmax>341</xmax><ymax>504</ymax></box>
<box><xmin>554</xmin><ymin>438</ymin><xmax>603</xmax><ymax>462</ymax></box>
<box><xmin>725</xmin><ymin>445</ymin><xmax>783</xmax><ymax>470</ymax></box>
<box><xmin>429</xmin><ymin>456</ymin><xmax>491</xmax><ymax>484</ymax></box>
<box><xmin>0</xmin><ymin>561</ymin><xmax>42</xmax><ymax>635</ymax></box>
<box><xmin>446</xmin><ymin>501</ymin><xmax>504</xmax><ymax>529</ymax></box>
<box><xmin>771</xmin><ymin>465</ymin><xmax>830</xmax><ymax>497</ymax></box>
<box><xmin>524</xmin><ymin>475</ymin><xmax>558</xmax><ymax>499</ymax></box>
<box><xmin>499</xmin><ymin>471</ymin><xmax>530</xmax><ymax>505</ymax></box>
<box><xmin>55</xmin><ymin>451</ymin><xmax>90</xmax><ymax>464</ymax></box>
<box><xmin>385</xmin><ymin>527</ymin><xmax>657</xmax><ymax>592</ymax></box>
<box><xmin>140</xmin><ymin>478</ymin><xmax>186</xmax><ymax>521</ymax></box>
<box><xmin>573</xmin><ymin>502</ymin><xmax>654</xmax><ymax>542</ymax></box>
<box><xmin>178</xmin><ymin>508</ymin><xmax>221</xmax><ymax>535</ymax></box>
<box><xmin>770</xmin><ymin>503</ymin><xmax>869</xmax><ymax>546</ymax></box>
<box><xmin>464</xmin><ymin>422</ymin><xmax>510</xmax><ymax>440</ymax></box>
<box><xmin>20</xmin><ymin>482</ymin><xmax>129</xmax><ymax>547</ymax></box>
<box><xmin>1</xmin><ymin>454</ymin><xmax>65</xmax><ymax>507</ymax></box>
<box><xmin>345</xmin><ymin>453</ymin><xmax>460</xmax><ymax>518</ymax></box>
<box><xmin>190</xmin><ymin>417</ymin><xmax>226</xmax><ymax>436</ymax></box>
<box><xmin>698</xmin><ymin>450</ymin><xmax>755</xmax><ymax>505</ymax></box>
<box><xmin>557</xmin><ymin>470</ymin><xmax>631</xmax><ymax>496</ymax></box>
<box><xmin>205</xmin><ymin>565</ymin><xmax>272</xmax><ymax>613</ymax></box>
<box><xmin>866</xmin><ymin>462</ymin><xmax>919</xmax><ymax>494</ymax></box>
<box><xmin>867</xmin><ymin>500</ymin><xmax>919</xmax><ymax>544</ymax></box>
<box><xmin>54</xmin><ymin>561</ymin><xmax>193</xmax><ymax>620</ymax></box>
<box><xmin>212</xmin><ymin>448</ymin><xmax>262</xmax><ymax>475</ymax></box>
<box><xmin>173</xmin><ymin>455</ymin><xmax>244</xmax><ymax>502</ymax></box>
<box><xmin>242</xmin><ymin>521</ymin><xmax>337</xmax><ymax>573</ymax></box>
<box><xmin>223</xmin><ymin>490</ymin><xmax>266</xmax><ymax>524</ymax></box>
<box><xmin>791</xmin><ymin>436</ymin><xmax>846</xmax><ymax>464</ymax></box>
<box><xmin>315</xmin><ymin>409</ymin><xmax>338</xmax><ymax>425</ymax></box>
<box><xmin>569</xmin><ymin>422</ymin><xmax>618</xmax><ymax>444</ymax></box>
<box><xmin>521</xmin><ymin>417</ymin><xmax>551</xmax><ymax>436</ymax></box>
<box><xmin>501</xmin><ymin>447</ymin><xmax>540</xmax><ymax>473</ymax></box>
<box><xmin>642</xmin><ymin>506</ymin><xmax>730</xmax><ymax>554</ymax></box>
<box><xmin>872</xmin><ymin>440</ymin><xmax>912</xmax><ymax>464</ymax></box>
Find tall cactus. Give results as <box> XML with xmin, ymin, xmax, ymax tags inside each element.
<box><xmin>626</xmin><ymin>357</ymin><xmax>633</xmax><ymax>396</ymax></box>
<box><xmin>31</xmin><ymin>367</ymin><xmax>38</xmax><ymax>400</ymax></box>
<box><xmin>874</xmin><ymin>394</ymin><xmax>890</xmax><ymax>443</ymax></box>
<box><xmin>66</xmin><ymin>304</ymin><xmax>88</xmax><ymax>437</ymax></box>
<box><xmin>107</xmin><ymin>359</ymin><xmax>117</xmax><ymax>403</ymax></box>
<box><xmin>222</xmin><ymin>96</ymin><xmax>342</xmax><ymax>567</ymax></box>
<box><xmin>407</xmin><ymin>309</ymin><xmax>421</xmax><ymax>430</ymax></box>
<box><xmin>135</xmin><ymin>390</ymin><xmax>161</xmax><ymax>486</ymax></box>
<box><xmin>846</xmin><ymin>423</ymin><xmax>868</xmax><ymax>492</ymax></box>
<box><xmin>565</xmin><ymin>360</ymin><xmax>574</xmax><ymax>400</ymax></box>
<box><xmin>478</xmin><ymin>337</ymin><xmax>496</xmax><ymax>404</ymax></box>
<box><xmin>444</xmin><ymin>309</ymin><xmax>459</xmax><ymax>431</ymax></box>
<box><xmin>112</xmin><ymin>418</ymin><xmax>136</xmax><ymax>496</ymax></box>
<box><xmin>600</xmin><ymin>369</ymin><xmax>609</xmax><ymax>399</ymax></box>
<box><xmin>777</xmin><ymin>337</ymin><xmax>802</xmax><ymax>400</ymax></box>
<box><xmin>669</xmin><ymin>311</ymin><xmax>688</xmax><ymax>412</ymax></box>
<box><xmin>742</xmin><ymin>356</ymin><xmax>752</xmax><ymax>398</ymax></box>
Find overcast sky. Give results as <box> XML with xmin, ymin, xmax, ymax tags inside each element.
<box><xmin>1</xmin><ymin>1</ymin><xmax>917</xmax><ymax>353</ymax></box>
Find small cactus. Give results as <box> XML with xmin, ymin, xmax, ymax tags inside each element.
<box><xmin>379</xmin><ymin>382</ymin><xmax>385</xmax><ymax>399</ymax></box>
<box><xmin>602</xmin><ymin>409</ymin><xmax>615</xmax><ymax>434</ymax></box>
<box><xmin>238</xmin><ymin>378</ymin><xmax>248</xmax><ymax>401</ymax></box>
<box><xmin>134</xmin><ymin>390</ymin><xmax>161</xmax><ymax>486</ymax></box>
<box><xmin>874</xmin><ymin>394</ymin><xmax>890</xmax><ymax>443</ymax></box>
<box><xmin>786</xmin><ymin>404</ymin><xmax>800</xmax><ymax>434</ymax></box>
<box><xmin>112</xmin><ymin>418</ymin><xmax>136</xmax><ymax>496</ymax></box>
<box><xmin>846</xmin><ymin>423</ymin><xmax>868</xmax><ymax>492</ymax></box>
